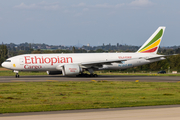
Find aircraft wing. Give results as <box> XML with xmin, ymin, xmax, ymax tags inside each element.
<box><xmin>146</xmin><ymin>55</ymin><xmax>172</xmax><ymax>60</ymax></box>
<box><xmin>80</xmin><ymin>59</ymin><xmax>127</xmax><ymax>68</ymax></box>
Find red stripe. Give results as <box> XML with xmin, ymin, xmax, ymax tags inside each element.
<box><xmin>141</xmin><ymin>47</ymin><xmax>158</xmax><ymax>53</ymax></box>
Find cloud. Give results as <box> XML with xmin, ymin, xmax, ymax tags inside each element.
<box><xmin>94</xmin><ymin>3</ymin><xmax>113</xmax><ymax>8</ymax></box>
<box><xmin>14</xmin><ymin>3</ymin><xmax>37</xmax><ymax>9</ymax></box>
<box><xmin>93</xmin><ymin>3</ymin><xmax>124</xmax><ymax>9</ymax></box>
<box><xmin>129</xmin><ymin>0</ymin><xmax>153</xmax><ymax>7</ymax></box>
<box><xmin>74</xmin><ymin>13</ymin><xmax>83</xmax><ymax>17</ymax></box>
<box><xmin>14</xmin><ymin>2</ymin><xmax>60</xmax><ymax>10</ymax></box>
<box><xmin>70</xmin><ymin>3</ymin><xmax>125</xmax><ymax>17</ymax></box>
<box><xmin>72</xmin><ymin>3</ymin><xmax>86</xmax><ymax>7</ymax></box>
<box><xmin>63</xmin><ymin>10</ymin><xmax>75</xmax><ymax>14</ymax></box>
<box><xmin>72</xmin><ymin>3</ymin><xmax>124</xmax><ymax>9</ymax></box>
<box><xmin>83</xmin><ymin>8</ymin><xmax>89</xmax><ymax>11</ymax></box>
<box><xmin>115</xmin><ymin>4</ymin><xmax>125</xmax><ymax>8</ymax></box>
<box><xmin>42</xmin><ymin>5</ymin><xmax>59</xmax><ymax>10</ymax></box>
<box><xmin>38</xmin><ymin>1</ymin><xmax>59</xmax><ymax>6</ymax></box>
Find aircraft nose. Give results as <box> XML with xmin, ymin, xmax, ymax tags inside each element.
<box><xmin>1</xmin><ymin>62</ymin><xmax>10</xmax><ymax>69</ymax></box>
<box><xmin>1</xmin><ymin>62</ymin><xmax>5</xmax><ymax>68</ymax></box>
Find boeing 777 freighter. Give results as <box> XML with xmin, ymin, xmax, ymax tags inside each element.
<box><xmin>1</xmin><ymin>27</ymin><xmax>166</xmax><ymax>77</ymax></box>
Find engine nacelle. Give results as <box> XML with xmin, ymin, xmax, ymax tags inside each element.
<box><xmin>62</xmin><ymin>64</ymin><xmax>82</xmax><ymax>76</ymax></box>
<box><xmin>47</xmin><ymin>71</ymin><xmax>62</xmax><ymax>75</ymax></box>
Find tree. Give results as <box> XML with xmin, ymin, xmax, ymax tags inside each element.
<box><xmin>169</xmin><ymin>55</ymin><xmax>180</xmax><ymax>71</ymax></box>
<box><xmin>96</xmin><ymin>49</ymin><xmax>104</xmax><ymax>53</ymax></box>
<box><xmin>72</xmin><ymin>46</ymin><xmax>75</xmax><ymax>53</ymax></box>
<box><xmin>0</xmin><ymin>45</ymin><xmax>8</xmax><ymax>65</ymax></box>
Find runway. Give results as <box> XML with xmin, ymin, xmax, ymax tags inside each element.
<box><xmin>0</xmin><ymin>75</ymin><xmax>180</xmax><ymax>83</ymax></box>
<box><xmin>1</xmin><ymin>105</ymin><xmax>180</xmax><ymax>120</ymax></box>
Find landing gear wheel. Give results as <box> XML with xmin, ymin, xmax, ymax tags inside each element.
<box><xmin>94</xmin><ymin>74</ymin><xmax>98</xmax><ymax>77</ymax></box>
<box><xmin>76</xmin><ymin>72</ymin><xmax>98</xmax><ymax>77</ymax></box>
<box><xmin>14</xmin><ymin>70</ymin><xmax>19</xmax><ymax>78</ymax></box>
<box><xmin>15</xmin><ymin>74</ymin><xmax>19</xmax><ymax>78</ymax></box>
<box><xmin>90</xmin><ymin>74</ymin><xmax>94</xmax><ymax>77</ymax></box>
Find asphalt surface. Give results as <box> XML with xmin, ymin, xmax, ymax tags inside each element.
<box><xmin>0</xmin><ymin>75</ymin><xmax>180</xmax><ymax>83</ymax></box>
<box><xmin>1</xmin><ymin>105</ymin><xmax>180</xmax><ymax>120</ymax></box>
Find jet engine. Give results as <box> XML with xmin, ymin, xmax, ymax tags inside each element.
<box><xmin>62</xmin><ymin>64</ymin><xmax>82</xmax><ymax>76</ymax></box>
<box><xmin>47</xmin><ymin>71</ymin><xmax>62</xmax><ymax>75</ymax></box>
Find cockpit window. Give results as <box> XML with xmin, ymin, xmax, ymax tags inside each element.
<box><xmin>5</xmin><ymin>60</ymin><xmax>11</xmax><ymax>62</ymax></box>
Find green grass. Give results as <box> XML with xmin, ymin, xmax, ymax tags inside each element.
<box><xmin>0</xmin><ymin>81</ymin><xmax>180</xmax><ymax>113</ymax></box>
<box><xmin>0</xmin><ymin>71</ymin><xmax>47</xmax><ymax>76</ymax></box>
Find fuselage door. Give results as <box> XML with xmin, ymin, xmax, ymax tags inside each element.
<box><xmin>19</xmin><ymin>58</ymin><xmax>24</xmax><ymax>65</ymax></box>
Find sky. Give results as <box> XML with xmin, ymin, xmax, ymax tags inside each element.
<box><xmin>0</xmin><ymin>0</ymin><xmax>180</xmax><ymax>47</ymax></box>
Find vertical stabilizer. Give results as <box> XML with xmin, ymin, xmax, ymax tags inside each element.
<box><xmin>137</xmin><ymin>27</ymin><xmax>166</xmax><ymax>54</ymax></box>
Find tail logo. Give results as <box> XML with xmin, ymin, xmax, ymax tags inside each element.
<box><xmin>138</xmin><ymin>29</ymin><xmax>163</xmax><ymax>53</ymax></box>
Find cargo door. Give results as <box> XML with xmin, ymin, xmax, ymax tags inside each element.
<box><xmin>19</xmin><ymin>58</ymin><xmax>24</xmax><ymax>65</ymax></box>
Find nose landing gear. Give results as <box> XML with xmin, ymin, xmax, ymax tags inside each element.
<box><xmin>14</xmin><ymin>70</ymin><xmax>20</xmax><ymax>78</ymax></box>
<box><xmin>15</xmin><ymin>74</ymin><xmax>19</xmax><ymax>78</ymax></box>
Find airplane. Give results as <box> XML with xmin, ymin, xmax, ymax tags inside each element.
<box><xmin>1</xmin><ymin>26</ymin><xmax>167</xmax><ymax>78</ymax></box>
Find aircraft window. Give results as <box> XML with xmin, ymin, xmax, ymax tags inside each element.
<box><xmin>5</xmin><ymin>60</ymin><xmax>11</xmax><ymax>62</ymax></box>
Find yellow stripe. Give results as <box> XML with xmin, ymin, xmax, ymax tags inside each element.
<box><xmin>139</xmin><ymin>39</ymin><xmax>161</xmax><ymax>52</ymax></box>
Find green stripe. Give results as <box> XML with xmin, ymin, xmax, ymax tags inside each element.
<box><xmin>138</xmin><ymin>29</ymin><xmax>163</xmax><ymax>52</ymax></box>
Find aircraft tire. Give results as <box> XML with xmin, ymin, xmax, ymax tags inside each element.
<box><xmin>90</xmin><ymin>74</ymin><xmax>94</xmax><ymax>77</ymax></box>
<box><xmin>94</xmin><ymin>74</ymin><xmax>98</xmax><ymax>77</ymax></box>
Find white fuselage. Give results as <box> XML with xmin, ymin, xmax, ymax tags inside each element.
<box><xmin>1</xmin><ymin>53</ymin><xmax>165</xmax><ymax>72</ymax></box>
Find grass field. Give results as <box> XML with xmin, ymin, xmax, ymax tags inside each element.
<box><xmin>0</xmin><ymin>70</ymin><xmax>47</xmax><ymax>76</ymax></box>
<box><xmin>0</xmin><ymin>67</ymin><xmax>47</xmax><ymax>76</ymax></box>
<box><xmin>0</xmin><ymin>81</ymin><xmax>180</xmax><ymax>113</ymax></box>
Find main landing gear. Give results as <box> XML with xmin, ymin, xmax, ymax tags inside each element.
<box><xmin>76</xmin><ymin>68</ymin><xmax>98</xmax><ymax>77</ymax></box>
<box><xmin>14</xmin><ymin>70</ymin><xmax>20</xmax><ymax>78</ymax></box>
<box><xmin>76</xmin><ymin>73</ymin><xmax>98</xmax><ymax>77</ymax></box>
